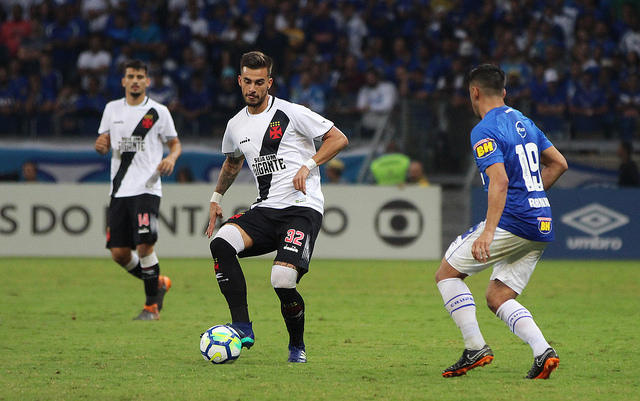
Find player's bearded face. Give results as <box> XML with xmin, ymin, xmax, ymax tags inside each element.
<box><xmin>240</xmin><ymin>67</ymin><xmax>272</xmax><ymax>109</ymax></box>
<box><xmin>123</xmin><ymin>68</ymin><xmax>149</xmax><ymax>98</ymax></box>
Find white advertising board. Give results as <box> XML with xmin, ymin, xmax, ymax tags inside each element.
<box><xmin>0</xmin><ymin>184</ymin><xmax>441</xmax><ymax>259</ymax></box>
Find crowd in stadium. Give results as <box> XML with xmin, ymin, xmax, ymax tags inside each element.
<box><xmin>0</xmin><ymin>0</ymin><xmax>638</xmax><ymax>141</ymax></box>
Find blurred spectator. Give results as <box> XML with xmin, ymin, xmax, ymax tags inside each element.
<box><xmin>305</xmin><ymin>0</ymin><xmax>338</xmax><ymax>57</ymax></box>
<box><xmin>324</xmin><ymin>158</ymin><xmax>346</xmax><ymax>184</ymax></box>
<box><xmin>76</xmin><ymin>33</ymin><xmax>112</xmax><ymax>91</ymax></box>
<box><xmin>406</xmin><ymin>160</ymin><xmax>430</xmax><ymax>187</ymax></box>
<box><xmin>164</xmin><ymin>9</ymin><xmax>191</xmax><ymax>62</ymax></box>
<box><xmin>290</xmin><ymin>70</ymin><xmax>326</xmax><ymax>114</ymax></box>
<box><xmin>179</xmin><ymin>0</ymin><xmax>208</xmax><ymax>57</ymax></box>
<box><xmin>532</xmin><ymin>68</ymin><xmax>568</xmax><ymax>140</ymax></box>
<box><xmin>0</xmin><ymin>65</ymin><xmax>20</xmax><ymax>135</ymax></box>
<box><xmin>21</xmin><ymin>160</ymin><xmax>38</xmax><ymax>182</ymax></box>
<box><xmin>24</xmin><ymin>73</ymin><xmax>55</xmax><ymax>135</ymax></box>
<box><xmin>16</xmin><ymin>19</ymin><xmax>47</xmax><ymax>74</ymax></box>
<box><xmin>45</xmin><ymin>4</ymin><xmax>84</xmax><ymax>82</ymax></box>
<box><xmin>129</xmin><ymin>8</ymin><xmax>162</xmax><ymax>62</ymax></box>
<box><xmin>568</xmin><ymin>70</ymin><xmax>609</xmax><ymax>138</ymax></box>
<box><xmin>617</xmin><ymin>74</ymin><xmax>640</xmax><ymax>141</ymax></box>
<box><xmin>356</xmin><ymin>67</ymin><xmax>397</xmax><ymax>138</ymax></box>
<box><xmin>254</xmin><ymin>10</ymin><xmax>290</xmax><ymax>77</ymax></box>
<box><xmin>147</xmin><ymin>62</ymin><xmax>178</xmax><ymax>112</ymax></box>
<box><xmin>370</xmin><ymin>152</ymin><xmax>410</xmax><ymax>186</ymax></box>
<box><xmin>326</xmin><ymin>76</ymin><xmax>358</xmax><ymax>138</ymax></box>
<box><xmin>76</xmin><ymin>76</ymin><xmax>107</xmax><ymax>134</ymax></box>
<box><xmin>176</xmin><ymin>166</ymin><xmax>194</xmax><ymax>183</ymax></box>
<box><xmin>340</xmin><ymin>1</ymin><xmax>367</xmax><ymax>58</ymax></box>
<box><xmin>0</xmin><ymin>4</ymin><xmax>32</xmax><ymax>57</ymax></box>
<box><xmin>176</xmin><ymin>73</ymin><xmax>212</xmax><ymax>137</ymax></box>
<box><xmin>103</xmin><ymin>10</ymin><xmax>130</xmax><ymax>54</ymax></box>
<box><xmin>53</xmin><ymin>83</ymin><xmax>80</xmax><ymax>135</ymax></box>
<box><xmin>81</xmin><ymin>0</ymin><xmax>113</xmax><ymax>33</ymax></box>
<box><xmin>212</xmin><ymin>66</ymin><xmax>243</xmax><ymax>131</ymax></box>
<box><xmin>617</xmin><ymin>141</ymin><xmax>640</xmax><ymax>187</ymax></box>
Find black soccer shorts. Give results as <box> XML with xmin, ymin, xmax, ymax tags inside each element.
<box><xmin>106</xmin><ymin>194</ymin><xmax>160</xmax><ymax>249</ymax></box>
<box><xmin>223</xmin><ymin>206</ymin><xmax>323</xmax><ymax>275</ymax></box>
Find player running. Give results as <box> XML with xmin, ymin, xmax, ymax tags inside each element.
<box><xmin>435</xmin><ymin>64</ymin><xmax>568</xmax><ymax>379</ymax></box>
<box><xmin>205</xmin><ymin>51</ymin><xmax>348</xmax><ymax>363</ymax></box>
<box><xmin>95</xmin><ymin>59</ymin><xmax>182</xmax><ymax>321</ymax></box>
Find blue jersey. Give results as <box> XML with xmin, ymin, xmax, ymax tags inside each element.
<box><xmin>471</xmin><ymin>105</ymin><xmax>554</xmax><ymax>242</ymax></box>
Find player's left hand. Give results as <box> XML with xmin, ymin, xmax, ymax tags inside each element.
<box><xmin>293</xmin><ymin>166</ymin><xmax>310</xmax><ymax>195</ymax></box>
<box><xmin>157</xmin><ymin>157</ymin><xmax>176</xmax><ymax>176</ymax></box>
<box><xmin>472</xmin><ymin>230</ymin><xmax>493</xmax><ymax>263</ymax></box>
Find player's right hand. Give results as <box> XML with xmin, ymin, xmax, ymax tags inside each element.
<box><xmin>205</xmin><ymin>202</ymin><xmax>223</xmax><ymax>238</ymax></box>
<box><xmin>94</xmin><ymin>133</ymin><xmax>111</xmax><ymax>155</ymax></box>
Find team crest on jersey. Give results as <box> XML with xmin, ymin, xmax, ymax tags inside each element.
<box><xmin>538</xmin><ymin>217</ymin><xmax>552</xmax><ymax>235</ymax></box>
<box><xmin>269</xmin><ymin>121</ymin><xmax>283</xmax><ymax>140</ymax></box>
<box><xmin>473</xmin><ymin>138</ymin><xmax>497</xmax><ymax>158</ymax></box>
<box><xmin>142</xmin><ymin>114</ymin><xmax>155</xmax><ymax>129</ymax></box>
<box><xmin>515</xmin><ymin>121</ymin><xmax>527</xmax><ymax>138</ymax></box>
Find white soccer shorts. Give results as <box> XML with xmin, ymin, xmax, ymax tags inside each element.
<box><xmin>444</xmin><ymin>221</ymin><xmax>548</xmax><ymax>294</ymax></box>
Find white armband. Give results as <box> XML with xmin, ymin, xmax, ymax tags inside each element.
<box><xmin>210</xmin><ymin>191</ymin><xmax>223</xmax><ymax>203</ymax></box>
<box><xmin>303</xmin><ymin>158</ymin><xmax>317</xmax><ymax>170</ymax></box>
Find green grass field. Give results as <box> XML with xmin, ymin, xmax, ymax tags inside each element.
<box><xmin>1</xmin><ymin>258</ymin><xmax>638</xmax><ymax>401</ymax></box>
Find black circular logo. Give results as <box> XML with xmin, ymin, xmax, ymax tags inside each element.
<box><xmin>374</xmin><ymin>200</ymin><xmax>423</xmax><ymax>246</ymax></box>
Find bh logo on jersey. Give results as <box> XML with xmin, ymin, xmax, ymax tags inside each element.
<box><xmin>473</xmin><ymin>138</ymin><xmax>497</xmax><ymax>159</ymax></box>
<box><xmin>142</xmin><ymin>114</ymin><xmax>155</xmax><ymax>129</ymax></box>
<box><xmin>537</xmin><ymin>217</ymin><xmax>552</xmax><ymax>235</ymax></box>
<box><xmin>269</xmin><ymin>121</ymin><xmax>283</xmax><ymax>140</ymax></box>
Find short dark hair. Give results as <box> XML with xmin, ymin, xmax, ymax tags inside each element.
<box><xmin>240</xmin><ymin>51</ymin><xmax>273</xmax><ymax>77</ymax></box>
<box><xmin>123</xmin><ymin>59</ymin><xmax>148</xmax><ymax>75</ymax></box>
<box><xmin>469</xmin><ymin>64</ymin><xmax>505</xmax><ymax>96</ymax></box>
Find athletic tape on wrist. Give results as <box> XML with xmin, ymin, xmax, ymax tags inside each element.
<box><xmin>304</xmin><ymin>158</ymin><xmax>317</xmax><ymax>170</ymax></box>
<box><xmin>210</xmin><ymin>191</ymin><xmax>223</xmax><ymax>203</ymax></box>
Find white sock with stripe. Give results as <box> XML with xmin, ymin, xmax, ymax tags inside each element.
<box><xmin>496</xmin><ymin>299</ymin><xmax>550</xmax><ymax>357</ymax></box>
<box><xmin>437</xmin><ymin>278</ymin><xmax>486</xmax><ymax>350</ymax></box>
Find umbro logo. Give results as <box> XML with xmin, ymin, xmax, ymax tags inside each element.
<box><xmin>561</xmin><ymin>203</ymin><xmax>629</xmax><ymax>236</ymax></box>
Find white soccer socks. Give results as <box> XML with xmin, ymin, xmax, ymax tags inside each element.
<box><xmin>437</xmin><ymin>278</ymin><xmax>487</xmax><ymax>351</ymax></box>
<box><xmin>496</xmin><ymin>299</ymin><xmax>551</xmax><ymax>357</ymax></box>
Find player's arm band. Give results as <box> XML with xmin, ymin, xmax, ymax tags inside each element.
<box><xmin>210</xmin><ymin>191</ymin><xmax>223</xmax><ymax>203</ymax></box>
<box><xmin>304</xmin><ymin>158</ymin><xmax>317</xmax><ymax>170</ymax></box>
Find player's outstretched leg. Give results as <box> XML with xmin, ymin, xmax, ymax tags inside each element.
<box><xmin>210</xmin><ymin>236</ymin><xmax>253</xmax><ymax>348</ymax></box>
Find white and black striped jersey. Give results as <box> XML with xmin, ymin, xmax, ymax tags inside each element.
<box><xmin>222</xmin><ymin>96</ymin><xmax>333</xmax><ymax>214</ymax></box>
<box><xmin>98</xmin><ymin>96</ymin><xmax>178</xmax><ymax>198</ymax></box>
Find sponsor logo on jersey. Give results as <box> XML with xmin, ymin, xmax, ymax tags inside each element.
<box><xmin>269</xmin><ymin>121</ymin><xmax>283</xmax><ymax>139</ymax></box>
<box><xmin>240</xmin><ymin>137</ymin><xmax>250</xmax><ymax>144</ymax></box>
<box><xmin>120</xmin><ymin>136</ymin><xmax>145</xmax><ymax>152</ymax></box>
<box><xmin>473</xmin><ymin>138</ymin><xmax>497</xmax><ymax>159</ymax></box>
<box><xmin>515</xmin><ymin>121</ymin><xmax>527</xmax><ymax>138</ymax></box>
<box><xmin>253</xmin><ymin>153</ymin><xmax>286</xmax><ymax>176</ymax></box>
<box><xmin>537</xmin><ymin>217</ymin><xmax>552</xmax><ymax>234</ymax></box>
<box><xmin>142</xmin><ymin>114</ymin><xmax>155</xmax><ymax>129</ymax></box>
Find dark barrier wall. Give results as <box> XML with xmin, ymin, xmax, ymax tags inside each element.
<box><xmin>472</xmin><ymin>188</ymin><xmax>640</xmax><ymax>260</ymax></box>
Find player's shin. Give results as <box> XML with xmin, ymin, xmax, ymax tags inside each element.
<box><xmin>140</xmin><ymin>252</ymin><xmax>159</xmax><ymax>306</ymax></box>
<box><xmin>437</xmin><ymin>278</ymin><xmax>486</xmax><ymax>350</ymax></box>
<box><xmin>272</xmin><ymin>265</ymin><xmax>304</xmax><ymax>347</ymax></box>
<box><xmin>210</xmin><ymin>238</ymin><xmax>249</xmax><ymax>322</ymax></box>
<box><xmin>496</xmin><ymin>299</ymin><xmax>551</xmax><ymax>357</ymax></box>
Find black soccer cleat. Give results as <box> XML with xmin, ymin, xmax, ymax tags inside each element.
<box><xmin>226</xmin><ymin>322</ymin><xmax>255</xmax><ymax>349</ymax></box>
<box><xmin>442</xmin><ymin>345</ymin><xmax>494</xmax><ymax>377</ymax></box>
<box><xmin>525</xmin><ymin>347</ymin><xmax>559</xmax><ymax>379</ymax></box>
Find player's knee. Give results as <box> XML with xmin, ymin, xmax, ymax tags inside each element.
<box><xmin>271</xmin><ymin>265</ymin><xmax>298</xmax><ymax>288</ymax></box>
<box><xmin>210</xmin><ymin>237</ymin><xmax>237</xmax><ymax>259</ymax></box>
<box><xmin>111</xmin><ymin>249</ymin><xmax>131</xmax><ymax>266</ymax></box>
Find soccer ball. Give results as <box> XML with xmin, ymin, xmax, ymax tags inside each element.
<box><xmin>200</xmin><ymin>325</ymin><xmax>242</xmax><ymax>364</ymax></box>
